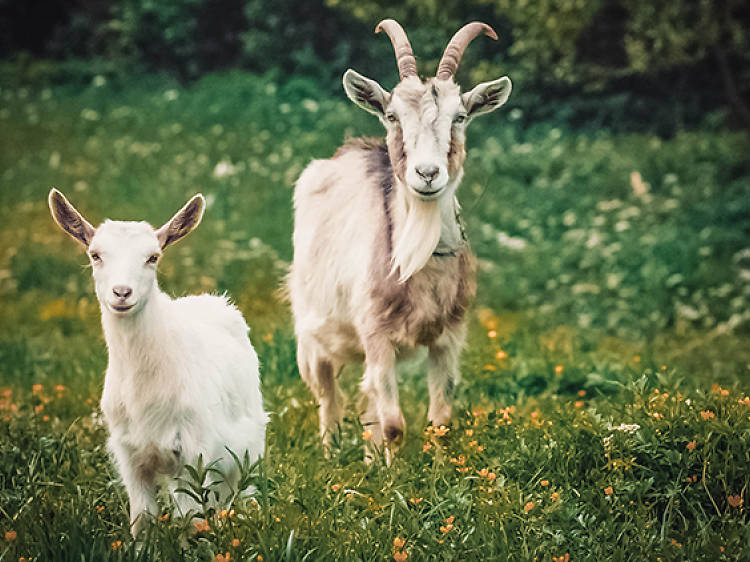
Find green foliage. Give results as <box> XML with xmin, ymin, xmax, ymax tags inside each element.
<box><xmin>463</xmin><ymin>124</ymin><xmax>750</xmax><ymax>339</ymax></box>
<box><xmin>117</xmin><ymin>0</ymin><xmax>205</xmax><ymax>76</ymax></box>
<box><xmin>3</xmin><ymin>0</ymin><xmax>748</xmax><ymax>130</ymax></box>
<box><xmin>622</xmin><ymin>0</ymin><xmax>748</xmax><ymax>72</ymax></box>
<box><xmin>241</xmin><ymin>0</ymin><xmax>373</xmax><ymax>85</ymax></box>
<box><xmin>491</xmin><ymin>0</ymin><xmax>604</xmax><ymax>83</ymax></box>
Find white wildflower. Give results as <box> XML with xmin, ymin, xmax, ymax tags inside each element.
<box><xmin>586</xmin><ymin>231</ymin><xmax>603</xmax><ymax>248</ymax></box>
<box><xmin>302</xmin><ymin>99</ymin><xmax>319</xmax><ymax>112</ymax></box>
<box><xmin>597</xmin><ymin>199</ymin><xmax>623</xmax><ymax>212</ymax></box>
<box><xmin>572</xmin><ymin>283</ymin><xmax>600</xmax><ymax>295</ymax></box>
<box><xmin>497</xmin><ymin>232</ymin><xmax>527</xmax><ymax>251</ymax></box>
<box><xmin>606</xmin><ymin>273</ymin><xmax>622</xmax><ymax>289</ymax></box>
<box><xmin>607</xmin><ymin>423</ymin><xmax>640</xmax><ymax>434</ymax></box>
<box><xmin>513</xmin><ymin>143</ymin><xmax>533</xmax><ymax>154</ymax></box>
<box><xmin>80</xmin><ymin>109</ymin><xmax>100</xmax><ymax>121</ymax></box>
<box><xmin>212</xmin><ymin>159</ymin><xmax>237</xmax><ymax>179</ymax></box>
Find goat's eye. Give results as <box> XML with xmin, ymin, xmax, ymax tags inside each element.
<box><xmin>385</xmin><ymin>113</ymin><xmax>398</xmax><ymax>123</ymax></box>
<box><xmin>453</xmin><ymin>114</ymin><xmax>467</xmax><ymax>124</ymax></box>
<box><xmin>90</xmin><ymin>252</ymin><xmax>101</xmax><ymax>263</ymax></box>
<box><xmin>146</xmin><ymin>254</ymin><xmax>159</xmax><ymax>265</ymax></box>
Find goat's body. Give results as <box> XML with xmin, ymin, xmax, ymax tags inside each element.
<box><xmin>48</xmin><ymin>189</ymin><xmax>267</xmax><ymax>535</ymax></box>
<box><xmin>290</xmin><ymin>18</ymin><xmax>509</xmax><ymax>458</ymax></box>
<box><xmin>101</xmin><ymin>292</ymin><xmax>266</xmax><ymax>527</ymax></box>
<box><xmin>290</xmin><ymin>141</ymin><xmax>475</xmax><ymax>451</ymax></box>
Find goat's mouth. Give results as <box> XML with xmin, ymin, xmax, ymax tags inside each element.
<box><xmin>409</xmin><ymin>186</ymin><xmax>443</xmax><ymax>200</ymax></box>
<box><xmin>109</xmin><ymin>302</ymin><xmax>136</xmax><ymax>313</ymax></box>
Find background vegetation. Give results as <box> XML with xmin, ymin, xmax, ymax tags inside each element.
<box><xmin>0</xmin><ymin>0</ymin><xmax>748</xmax><ymax>560</ymax></box>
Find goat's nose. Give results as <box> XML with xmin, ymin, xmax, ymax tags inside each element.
<box><xmin>112</xmin><ymin>285</ymin><xmax>133</xmax><ymax>299</ymax></box>
<box><xmin>415</xmin><ymin>164</ymin><xmax>439</xmax><ymax>182</ymax></box>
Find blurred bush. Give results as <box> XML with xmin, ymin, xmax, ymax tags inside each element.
<box><xmin>1</xmin><ymin>0</ymin><xmax>748</xmax><ymax>132</ymax></box>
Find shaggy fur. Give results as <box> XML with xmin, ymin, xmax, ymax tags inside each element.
<box><xmin>289</xmin><ymin>136</ymin><xmax>475</xmax><ymax>456</ymax></box>
<box><xmin>290</xmin><ymin>26</ymin><xmax>511</xmax><ymax>459</ymax></box>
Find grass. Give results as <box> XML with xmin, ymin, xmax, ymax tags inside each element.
<box><xmin>0</xmin><ymin>70</ymin><xmax>748</xmax><ymax>561</ymax></box>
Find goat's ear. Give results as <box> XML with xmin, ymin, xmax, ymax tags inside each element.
<box><xmin>343</xmin><ymin>69</ymin><xmax>390</xmax><ymax>116</ymax></box>
<box><xmin>462</xmin><ymin>76</ymin><xmax>512</xmax><ymax>118</ymax></box>
<box><xmin>156</xmin><ymin>194</ymin><xmax>206</xmax><ymax>249</ymax></box>
<box><xmin>48</xmin><ymin>188</ymin><xmax>96</xmax><ymax>247</ymax></box>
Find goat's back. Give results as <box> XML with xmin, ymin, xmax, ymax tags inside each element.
<box><xmin>168</xmin><ymin>294</ymin><xmax>262</xmax><ymax>416</ymax></box>
<box><xmin>290</xmin><ymin>144</ymin><xmax>390</xmax><ymax>330</ymax></box>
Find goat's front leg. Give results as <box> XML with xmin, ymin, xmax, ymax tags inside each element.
<box><xmin>108</xmin><ymin>437</ymin><xmax>157</xmax><ymax>537</ymax></box>
<box><xmin>427</xmin><ymin>326</ymin><xmax>465</xmax><ymax>427</ymax></box>
<box><xmin>360</xmin><ymin>336</ymin><xmax>404</xmax><ymax>464</ymax></box>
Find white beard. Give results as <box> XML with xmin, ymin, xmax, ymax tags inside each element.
<box><xmin>390</xmin><ymin>193</ymin><xmax>443</xmax><ymax>283</ymax></box>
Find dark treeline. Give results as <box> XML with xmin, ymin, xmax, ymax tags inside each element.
<box><xmin>1</xmin><ymin>0</ymin><xmax>748</xmax><ymax>134</ymax></box>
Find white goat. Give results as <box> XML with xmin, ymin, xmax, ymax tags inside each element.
<box><xmin>288</xmin><ymin>20</ymin><xmax>511</xmax><ymax>457</ymax></box>
<box><xmin>48</xmin><ymin>189</ymin><xmax>266</xmax><ymax>535</ymax></box>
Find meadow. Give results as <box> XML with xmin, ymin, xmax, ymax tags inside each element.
<box><xmin>0</xmin><ymin>70</ymin><xmax>749</xmax><ymax>561</ymax></box>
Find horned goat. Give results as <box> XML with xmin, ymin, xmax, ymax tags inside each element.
<box><xmin>48</xmin><ymin>189</ymin><xmax>267</xmax><ymax>536</ymax></box>
<box><xmin>288</xmin><ymin>20</ymin><xmax>512</xmax><ymax>458</ymax></box>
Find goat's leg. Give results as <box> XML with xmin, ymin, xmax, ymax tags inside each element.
<box><xmin>427</xmin><ymin>325</ymin><xmax>465</xmax><ymax>427</ymax></box>
<box><xmin>360</xmin><ymin>336</ymin><xmax>404</xmax><ymax>463</ymax></box>
<box><xmin>297</xmin><ymin>339</ymin><xmax>342</xmax><ymax>447</ymax></box>
<box><xmin>109</xmin><ymin>438</ymin><xmax>157</xmax><ymax>537</ymax></box>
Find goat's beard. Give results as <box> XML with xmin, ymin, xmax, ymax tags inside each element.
<box><xmin>390</xmin><ymin>194</ymin><xmax>442</xmax><ymax>283</ymax></box>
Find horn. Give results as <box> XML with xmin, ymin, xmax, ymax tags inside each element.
<box><xmin>436</xmin><ymin>22</ymin><xmax>497</xmax><ymax>81</ymax></box>
<box><xmin>375</xmin><ymin>19</ymin><xmax>417</xmax><ymax>79</ymax></box>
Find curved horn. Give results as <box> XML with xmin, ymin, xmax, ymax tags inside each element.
<box><xmin>436</xmin><ymin>22</ymin><xmax>498</xmax><ymax>81</ymax></box>
<box><xmin>375</xmin><ymin>19</ymin><xmax>417</xmax><ymax>79</ymax></box>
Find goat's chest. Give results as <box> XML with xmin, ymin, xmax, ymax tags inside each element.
<box><xmin>372</xmin><ymin>250</ymin><xmax>476</xmax><ymax>347</ymax></box>
<box><xmin>101</xmin><ymin>366</ymin><xmax>191</xmax><ymax>444</ymax></box>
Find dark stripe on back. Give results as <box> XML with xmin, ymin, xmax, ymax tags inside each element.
<box><xmin>365</xmin><ymin>143</ymin><xmax>395</xmax><ymax>257</ymax></box>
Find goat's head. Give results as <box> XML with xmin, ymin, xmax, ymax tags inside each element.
<box><xmin>343</xmin><ymin>19</ymin><xmax>512</xmax><ymax>201</ymax></box>
<box><xmin>48</xmin><ymin>189</ymin><xmax>205</xmax><ymax>317</ymax></box>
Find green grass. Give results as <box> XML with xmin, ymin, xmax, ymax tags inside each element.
<box><xmin>0</xmin><ymin>70</ymin><xmax>748</xmax><ymax>561</ymax></box>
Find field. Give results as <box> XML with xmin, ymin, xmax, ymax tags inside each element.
<box><xmin>0</xmin><ymin>70</ymin><xmax>749</xmax><ymax>561</ymax></box>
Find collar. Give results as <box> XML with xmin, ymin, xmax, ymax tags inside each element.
<box><xmin>432</xmin><ymin>249</ymin><xmax>456</xmax><ymax>257</ymax></box>
<box><xmin>432</xmin><ymin>202</ymin><xmax>467</xmax><ymax>258</ymax></box>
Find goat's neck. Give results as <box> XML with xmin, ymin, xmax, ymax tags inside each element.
<box><xmin>435</xmin><ymin>194</ymin><xmax>463</xmax><ymax>255</ymax></box>
<box><xmin>100</xmin><ymin>287</ymin><xmax>170</xmax><ymax>374</ymax></box>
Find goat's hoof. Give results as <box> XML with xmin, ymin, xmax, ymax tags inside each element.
<box><xmin>384</xmin><ymin>425</ymin><xmax>404</xmax><ymax>444</ymax></box>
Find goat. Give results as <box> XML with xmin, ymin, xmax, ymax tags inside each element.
<box><xmin>288</xmin><ymin>20</ymin><xmax>512</xmax><ymax>459</ymax></box>
<box><xmin>48</xmin><ymin>189</ymin><xmax>266</xmax><ymax>536</ymax></box>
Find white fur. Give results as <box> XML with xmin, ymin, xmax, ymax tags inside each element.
<box><xmin>49</xmin><ymin>190</ymin><xmax>266</xmax><ymax>535</ymax></box>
